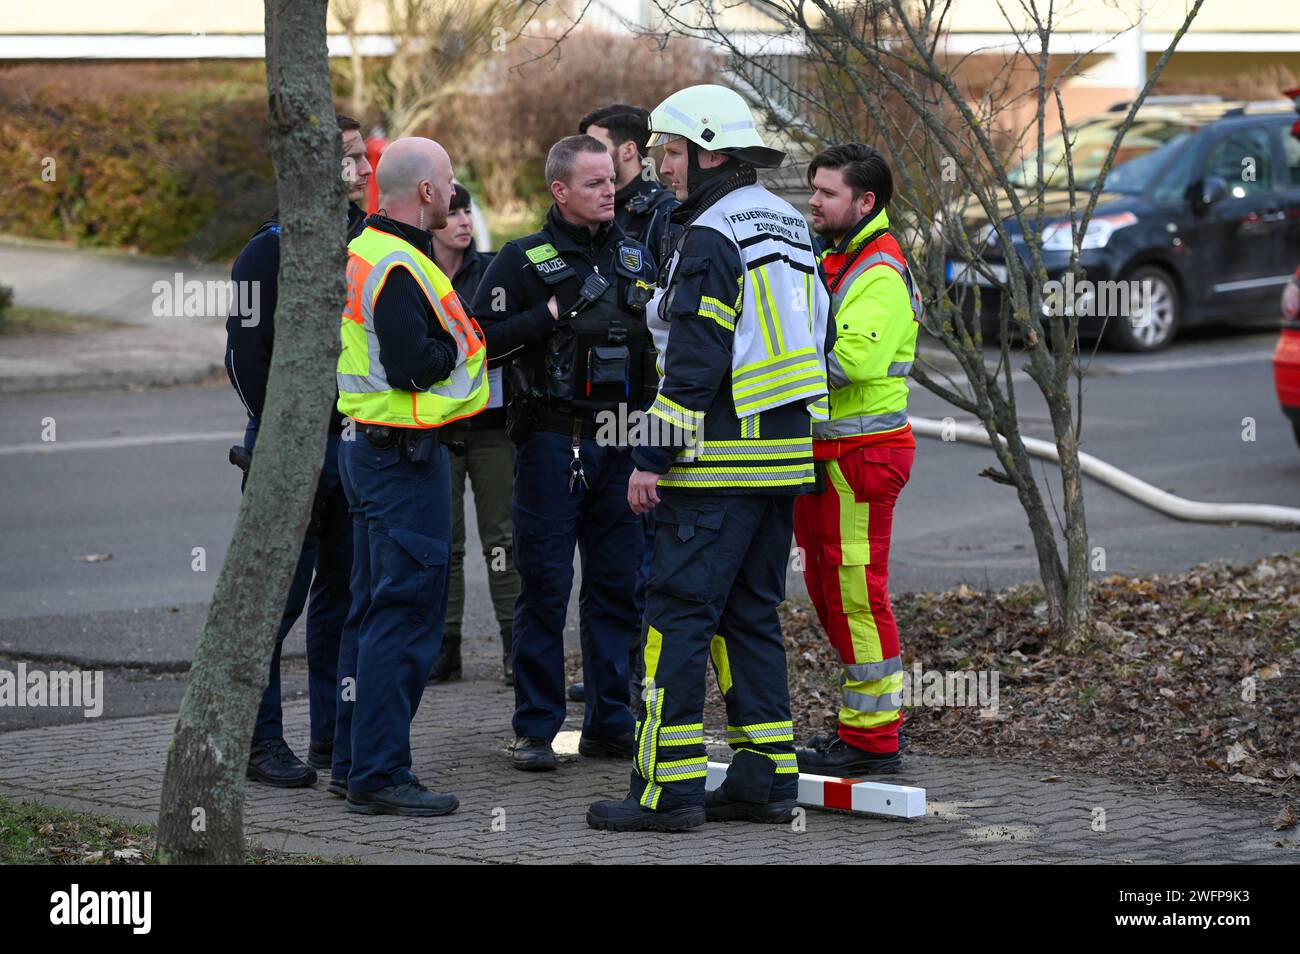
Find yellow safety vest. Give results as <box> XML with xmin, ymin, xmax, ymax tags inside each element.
<box><xmin>337</xmin><ymin>226</ymin><xmax>489</xmax><ymax>428</ymax></box>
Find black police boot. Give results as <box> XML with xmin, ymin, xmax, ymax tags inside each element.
<box><xmin>796</xmin><ymin>732</ymin><xmax>902</xmax><ymax>776</ymax></box>
<box><xmin>578</xmin><ymin>731</ymin><xmax>636</xmax><ymax>759</ymax></box>
<box><xmin>586</xmin><ymin>797</ymin><xmax>705</xmax><ymax>832</ymax></box>
<box><xmin>326</xmin><ymin>777</ymin><xmax>348</xmax><ymax>798</ymax></box>
<box><xmin>246</xmin><ymin>737</ymin><xmax>317</xmax><ymax>788</ymax></box>
<box><xmin>307</xmin><ymin>740</ymin><xmax>332</xmax><ymax>771</ymax></box>
<box><xmin>567</xmin><ymin>682</ymin><xmax>585</xmax><ymax>703</ymax></box>
<box><xmin>705</xmin><ymin>748</ymin><xmax>796</xmax><ymax>823</ymax></box>
<box><xmin>510</xmin><ymin>737</ymin><xmax>557</xmax><ymax>772</ymax></box>
<box><xmin>345</xmin><ymin>780</ymin><xmax>458</xmax><ymax>817</ymax></box>
<box><xmin>429</xmin><ymin>635</ymin><xmax>462</xmax><ymax>683</ymax></box>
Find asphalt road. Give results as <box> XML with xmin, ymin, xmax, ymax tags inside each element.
<box><xmin>2</xmin><ymin>327</ymin><xmax>1297</xmax><ymax>727</ymax></box>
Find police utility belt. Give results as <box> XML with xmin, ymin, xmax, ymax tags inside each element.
<box><xmin>359</xmin><ymin>423</ymin><xmax>443</xmax><ymax>463</ymax></box>
<box><xmin>505</xmin><ymin>246</ymin><xmax>657</xmax><ymax>446</ymax></box>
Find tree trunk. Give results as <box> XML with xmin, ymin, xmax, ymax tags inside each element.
<box><xmin>157</xmin><ymin>0</ymin><xmax>347</xmax><ymax>865</ymax></box>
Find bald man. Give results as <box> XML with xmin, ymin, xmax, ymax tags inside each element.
<box><xmin>331</xmin><ymin>136</ymin><xmax>489</xmax><ymax>816</ymax></box>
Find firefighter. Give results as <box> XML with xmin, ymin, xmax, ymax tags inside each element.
<box><xmin>586</xmin><ymin>85</ymin><xmax>830</xmax><ymax>832</ymax></box>
<box><xmin>793</xmin><ymin>143</ymin><xmax>920</xmax><ymax>776</ymax></box>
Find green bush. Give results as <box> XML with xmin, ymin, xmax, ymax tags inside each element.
<box><xmin>0</xmin><ymin>63</ymin><xmax>278</xmax><ymax>261</ymax></box>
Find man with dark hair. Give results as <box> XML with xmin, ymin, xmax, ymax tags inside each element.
<box><xmin>579</xmin><ymin>104</ymin><xmax>679</xmax><ymax>259</ymax></box>
<box><xmin>224</xmin><ymin>112</ymin><xmax>371</xmax><ymax>788</ymax></box>
<box><xmin>428</xmin><ymin>183</ymin><xmax>520</xmax><ymax>687</ymax></box>
<box><xmin>794</xmin><ymin>142</ymin><xmax>921</xmax><ymax>777</ymax></box>
<box><xmin>470</xmin><ymin>134</ymin><xmax>657</xmax><ymax>772</ymax></box>
<box><xmin>571</xmin><ymin>105</ymin><xmax>680</xmax><ymax>707</ymax></box>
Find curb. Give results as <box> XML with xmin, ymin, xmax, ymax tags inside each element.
<box><xmin>0</xmin><ymin>362</ymin><xmax>223</xmax><ymax>396</ymax></box>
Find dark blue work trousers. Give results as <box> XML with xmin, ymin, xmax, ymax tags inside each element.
<box><xmin>244</xmin><ymin>423</ymin><xmax>350</xmax><ymax>749</ymax></box>
<box><xmin>333</xmin><ymin>435</ymin><xmax>452</xmax><ymax>795</ymax></box>
<box><xmin>510</xmin><ymin>429</ymin><xmax>640</xmax><ymax>742</ymax></box>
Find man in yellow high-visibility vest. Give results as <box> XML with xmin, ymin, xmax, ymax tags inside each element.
<box><xmin>795</xmin><ymin>143</ymin><xmax>920</xmax><ymax>776</ymax></box>
<box><xmin>331</xmin><ymin>137</ymin><xmax>489</xmax><ymax>817</ymax></box>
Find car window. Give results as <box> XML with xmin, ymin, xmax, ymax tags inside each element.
<box><xmin>1281</xmin><ymin>123</ymin><xmax>1300</xmax><ymax>186</ymax></box>
<box><xmin>1202</xmin><ymin>127</ymin><xmax>1274</xmax><ymax>196</ymax></box>
<box><xmin>1150</xmin><ymin>139</ymin><xmax>1197</xmax><ymax>203</ymax></box>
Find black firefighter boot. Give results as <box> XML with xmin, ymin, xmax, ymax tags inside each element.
<box><xmin>429</xmin><ymin>632</ymin><xmax>462</xmax><ymax>684</ymax></box>
<box><xmin>586</xmin><ymin>797</ymin><xmax>705</xmax><ymax>832</ymax></box>
<box><xmin>705</xmin><ymin>748</ymin><xmax>797</xmax><ymax>823</ymax></box>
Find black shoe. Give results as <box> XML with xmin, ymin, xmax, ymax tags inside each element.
<box><xmin>307</xmin><ymin>741</ymin><xmax>333</xmax><ymax>771</ymax></box>
<box><xmin>705</xmin><ymin>787</ymin><xmax>798</xmax><ymax>823</ymax></box>
<box><xmin>586</xmin><ymin>797</ymin><xmax>705</xmax><ymax>832</ymax></box>
<box><xmin>246</xmin><ymin>737</ymin><xmax>317</xmax><ymax>788</ymax></box>
<box><xmin>502</xmin><ymin>652</ymin><xmax>514</xmax><ymax>687</ymax></box>
<box><xmin>345</xmin><ymin>780</ymin><xmax>458</xmax><ymax>816</ymax></box>
<box><xmin>578</xmin><ymin>732</ymin><xmax>636</xmax><ymax>759</ymax></box>
<box><xmin>429</xmin><ymin>651</ymin><xmax>462</xmax><ymax>684</ymax></box>
<box><xmin>510</xmin><ymin>737</ymin><xmax>557</xmax><ymax>772</ymax></box>
<box><xmin>809</xmin><ymin>730</ymin><xmax>909</xmax><ymax>754</ymax></box>
<box><xmin>567</xmin><ymin>682</ymin><xmax>585</xmax><ymax>703</ymax></box>
<box><xmin>796</xmin><ymin>733</ymin><xmax>902</xmax><ymax>777</ymax></box>
<box><xmin>326</xmin><ymin>778</ymin><xmax>348</xmax><ymax>798</ymax></box>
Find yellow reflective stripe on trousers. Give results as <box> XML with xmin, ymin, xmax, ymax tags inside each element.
<box><xmin>735</xmin><ymin>747</ymin><xmax>799</xmax><ymax>774</ymax></box>
<box><xmin>643</xmin><ymin>625</ymin><xmax>664</xmax><ymax>685</ymax></box>
<box><xmin>843</xmin><ymin>684</ymin><xmax>903</xmax><ymax>712</ymax></box>
<box><xmin>829</xmin><ymin>458</ymin><xmax>871</xmax><ymax>567</ymax></box>
<box><xmin>637</xmin><ymin>684</ymin><xmax>665</xmax><ymax>807</ymax></box>
<box><xmin>657</xmin><ymin>723</ymin><xmax>704</xmax><ymax>746</ymax></box>
<box><xmin>709</xmin><ymin>635</ymin><xmax>733</xmax><ymax>696</ymax></box>
<box><xmin>726</xmin><ymin>721</ymin><xmax>794</xmax><ymax>745</ymax></box>
<box><xmin>654</xmin><ymin>757</ymin><xmax>708</xmax><ymax>782</ymax></box>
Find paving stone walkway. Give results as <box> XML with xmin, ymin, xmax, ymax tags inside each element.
<box><xmin>1</xmin><ymin>660</ymin><xmax>1293</xmax><ymax>865</ymax></box>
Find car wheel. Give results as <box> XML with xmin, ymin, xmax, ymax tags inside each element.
<box><xmin>1293</xmin><ymin>419</ymin><xmax>1300</xmax><ymax>450</ymax></box>
<box><xmin>1103</xmin><ymin>265</ymin><xmax>1181</xmax><ymax>352</ymax></box>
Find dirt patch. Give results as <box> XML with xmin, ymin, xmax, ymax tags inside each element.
<box><xmin>784</xmin><ymin>552</ymin><xmax>1300</xmax><ymax>808</ymax></box>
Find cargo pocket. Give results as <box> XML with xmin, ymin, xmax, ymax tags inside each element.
<box><xmin>651</xmin><ymin>503</ymin><xmax>726</xmax><ymax>604</ymax></box>
<box><xmin>822</xmin><ymin>540</ymin><xmax>871</xmax><ymax>614</ymax></box>
<box><xmin>372</xmin><ymin>526</ymin><xmax>450</xmax><ymax>624</ymax></box>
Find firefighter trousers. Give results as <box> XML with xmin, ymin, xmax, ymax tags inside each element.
<box><xmin>627</xmin><ymin>492</ymin><xmax>799</xmax><ymax>811</ymax></box>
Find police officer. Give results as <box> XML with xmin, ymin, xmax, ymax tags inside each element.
<box><xmin>570</xmin><ymin>104</ymin><xmax>680</xmax><ymax>705</ymax></box>
<box><xmin>580</xmin><ymin>104</ymin><xmax>679</xmax><ymax>264</ymax></box>
<box><xmin>224</xmin><ymin>112</ymin><xmax>370</xmax><ymax>788</ymax></box>
<box><xmin>331</xmin><ymin>137</ymin><xmax>490</xmax><ymax>816</ymax></box>
<box><xmin>586</xmin><ymin>86</ymin><xmax>830</xmax><ymax>832</ymax></box>
<box><xmin>428</xmin><ymin>183</ymin><xmax>520</xmax><ymax>687</ymax></box>
<box><xmin>795</xmin><ymin>144</ymin><xmax>920</xmax><ymax>776</ymax></box>
<box><xmin>470</xmin><ymin>135</ymin><xmax>657</xmax><ymax>772</ymax></box>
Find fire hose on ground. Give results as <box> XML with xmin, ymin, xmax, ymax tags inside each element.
<box><xmin>910</xmin><ymin>416</ymin><xmax>1300</xmax><ymax>529</ymax></box>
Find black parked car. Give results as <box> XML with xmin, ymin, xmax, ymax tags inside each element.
<box><xmin>948</xmin><ymin>94</ymin><xmax>1300</xmax><ymax>351</ymax></box>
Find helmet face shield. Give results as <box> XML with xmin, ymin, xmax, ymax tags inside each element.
<box><xmin>645</xmin><ymin>131</ymin><xmax>684</xmax><ymax>149</ymax></box>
